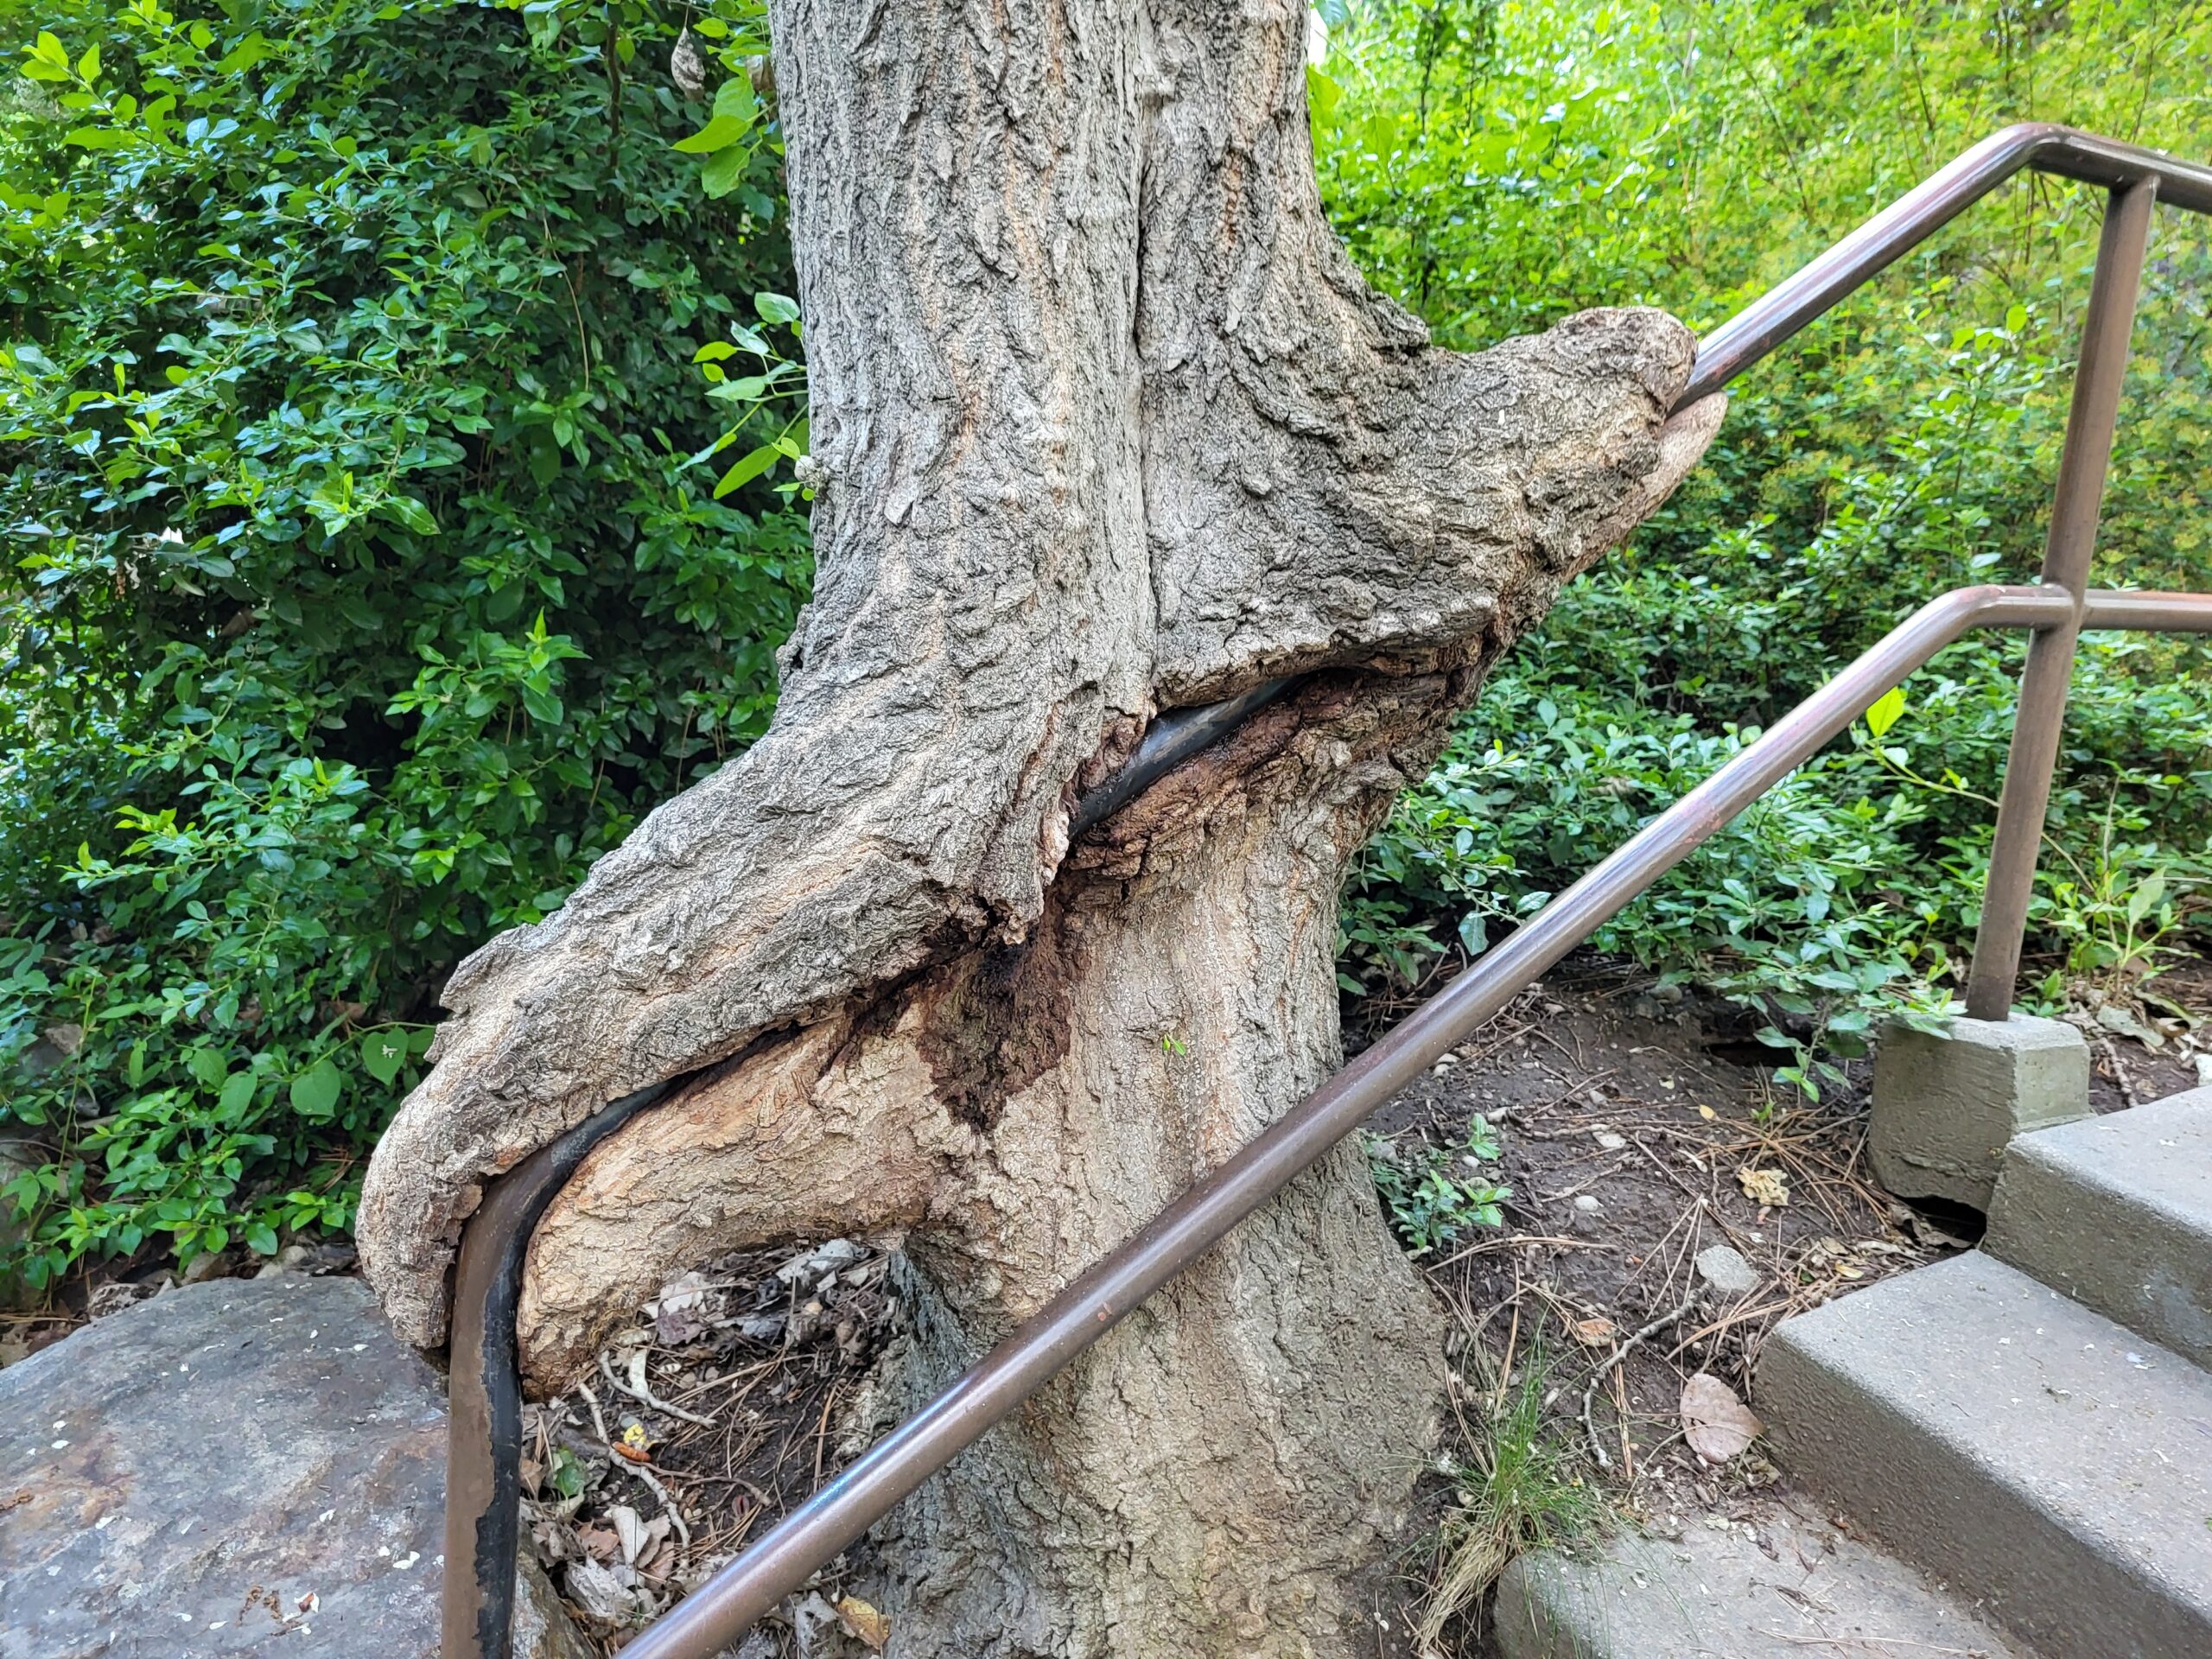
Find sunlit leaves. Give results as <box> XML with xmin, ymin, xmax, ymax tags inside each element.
<box><xmin>0</xmin><ymin>0</ymin><xmax>809</xmax><ymax>1285</ymax></box>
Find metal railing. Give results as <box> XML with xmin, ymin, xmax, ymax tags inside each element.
<box><xmin>442</xmin><ymin>124</ymin><xmax>2212</xmax><ymax>1658</ymax></box>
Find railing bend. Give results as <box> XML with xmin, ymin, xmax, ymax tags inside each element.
<box><xmin>444</xmin><ymin>124</ymin><xmax>2212</xmax><ymax>1658</ymax></box>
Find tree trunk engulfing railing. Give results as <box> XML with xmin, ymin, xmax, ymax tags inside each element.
<box><xmin>443</xmin><ymin>124</ymin><xmax>2212</xmax><ymax>1659</ymax></box>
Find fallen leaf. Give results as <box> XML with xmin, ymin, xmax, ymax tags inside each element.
<box><xmin>1681</xmin><ymin>1371</ymin><xmax>1764</xmax><ymax>1462</ymax></box>
<box><xmin>608</xmin><ymin>1503</ymin><xmax>649</xmax><ymax>1566</ymax></box>
<box><xmin>1737</xmin><ymin>1166</ymin><xmax>1789</xmax><ymax>1207</ymax></box>
<box><xmin>1569</xmin><ymin>1316</ymin><xmax>1617</xmax><ymax>1348</ymax></box>
<box><xmin>1697</xmin><ymin>1104</ymin><xmax>1717</xmax><ymax>1121</ymax></box>
<box><xmin>837</xmin><ymin>1595</ymin><xmax>891</xmax><ymax>1650</ymax></box>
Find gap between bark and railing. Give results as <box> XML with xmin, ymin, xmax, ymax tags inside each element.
<box><xmin>442</xmin><ymin>123</ymin><xmax>2212</xmax><ymax>1659</ymax></box>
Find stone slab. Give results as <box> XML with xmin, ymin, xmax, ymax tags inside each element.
<box><xmin>1871</xmin><ymin>1015</ymin><xmax>2089</xmax><ymax>1210</ymax></box>
<box><xmin>1987</xmin><ymin>1084</ymin><xmax>2212</xmax><ymax>1369</ymax></box>
<box><xmin>1760</xmin><ymin>1251</ymin><xmax>2212</xmax><ymax>1658</ymax></box>
<box><xmin>0</xmin><ymin>1274</ymin><xmax>587</xmax><ymax>1659</ymax></box>
<box><xmin>1493</xmin><ymin>1496</ymin><xmax>2028</xmax><ymax>1658</ymax></box>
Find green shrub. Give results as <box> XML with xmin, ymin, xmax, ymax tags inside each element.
<box><xmin>1367</xmin><ymin>1116</ymin><xmax>1511</xmax><ymax>1255</ymax></box>
<box><xmin>1319</xmin><ymin>0</ymin><xmax>2212</xmax><ymax>1087</ymax></box>
<box><xmin>0</xmin><ymin>0</ymin><xmax>801</xmax><ymax>1288</ymax></box>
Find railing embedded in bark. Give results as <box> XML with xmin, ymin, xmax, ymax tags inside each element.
<box><xmin>442</xmin><ymin>124</ymin><xmax>2212</xmax><ymax>1659</ymax></box>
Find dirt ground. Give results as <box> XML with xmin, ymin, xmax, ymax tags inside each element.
<box><xmin>8</xmin><ymin>949</ymin><xmax>2208</xmax><ymax>1656</ymax></box>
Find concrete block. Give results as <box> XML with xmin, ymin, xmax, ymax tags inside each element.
<box><xmin>1760</xmin><ymin>1252</ymin><xmax>2212</xmax><ymax>1657</ymax></box>
<box><xmin>1871</xmin><ymin>1014</ymin><xmax>2088</xmax><ymax>1210</ymax></box>
<box><xmin>1987</xmin><ymin>1084</ymin><xmax>2212</xmax><ymax>1369</ymax></box>
<box><xmin>1494</xmin><ymin>1498</ymin><xmax>2026</xmax><ymax>1658</ymax></box>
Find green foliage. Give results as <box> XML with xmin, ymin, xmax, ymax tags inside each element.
<box><xmin>1367</xmin><ymin>1116</ymin><xmax>1511</xmax><ymax>1255</ymax></box>
<box><xmin>1321</xmin><ymin>0</ymin><xmax>2212</xmax><ymax>1089</ymax></box>
<box><xmin>0</xmin><ymin>0</ymin><xmax>804</xmax><ymax>1288</ymax></box>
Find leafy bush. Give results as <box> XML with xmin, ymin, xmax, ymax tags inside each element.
<box><xmin>1367</xmin><ymin>1116</ymin><xmax>1512</xmax><ymax>1255</ymax></box>
<box><xmin>1319</xmin><ymin>0</ymin><xmax>2212</xmax><ymax>1086</ymax></box>
<box><xmin>0</xmin><ymin>0</ymin><xmax>803</xmax><ymax>1289</ymax></box>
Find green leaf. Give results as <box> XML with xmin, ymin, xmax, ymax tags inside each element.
<box><xmin>77</xmin><ymin>42</ymin><xmax>99</xmax><ymax>81</ymax></box>
<box><xmin>712</xmin><ymin>77</ymin><xmax>759</xmax><ymax>124</ymax></box>
<box><xmin>1306</xmin><ymin>64</ymin><xmax>1344</xmax><ymax>124</ymax></box>
<box><xmin>701</xmin><ymin>142</ymin><xmax>748</xmax><ymax>199</ymax></box>
<box><xmin>753</xmin><ymin>291</ymin><xmax>800</xmax><ymax>326</ymax></box>
<box><xmin>713</xmin><ymin>442</ymin><xmax>781</xmax><ymax>497</ymax></box>
<box><xmin>2005</xmin><ymin>302</ymin><xmax>2029</xmax><ymax>334</ymax></box>
<box><xmin>692</xmin><ymin>341</ymin><xmax>738</xmax><ymax>364</ymax></box>
<box><xmin>289</xmin><ymin>1058</ymin><xmax>343</xmax><ymax>1120</ymax></box>
<box><xmin>361</xmin><ymin>1030</ymin><xmax>409</xmax><ymax>1085</ymax></box>
<box><xmin>188</xmin><ymin>1047</ymin><xmax>229</xmax><ymax>1090</ymax></box>
<box><xmin>1864</xmin><ymin>685</ymin><xmax>1906</xmax><ymax>738</ymax></box>
<box><xmin>549</xmin><ymin>1447</ymin><xmax>586</xmax><ymax>1499</ymax></box>
<box><xmin>217</xmin><ymin>1070</ymin><xmax>257</xmax><ymax>1121</ymax></box>
<box><xmin>245</xmin><ymin>1221</ymin><xmax>279</xmax><ymax>1255</ymax></box>
<box><xmin>2126</xmin><ymin>869</ymin><xmax>2166</xmax><ymax>926</ymax></box>
<box><xmin>382</xmin><ymin>494</ymin><xmax>439</xmax><ymax>536</ymax></box>
<box><xmin>520</xmin><ymin>682</ymin><xmax>563</xmax><ymax>724</ymax></box>
<box><xmin>673</xmin><ymin>113</ymin><xmax>748</xmax><ymax>154</ymax></box>
<box><xmin>213</xmin><ymin>33</ymin><xmax>273</xmax><ymax>75</ymax></box>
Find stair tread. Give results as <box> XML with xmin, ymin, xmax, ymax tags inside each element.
<box><xmin>1762</xmin><ymin>1252</ymin><xmax>2212</xmax><ymax>1655</ymax></box>
<box><xmin>1494</xmin><ymin>1494</ymin><xmax>2032</xmax><ymax>1658</ymax></box>
<box><xmin>1987</xmin><ymin>1086</ymin><xmax>2212</xmax><ymax>1367</ymax></box>
<box><xmin>2002</xmin><ymin>1084</ymin><xmax>2212</xmax><ymax>1212</ymax></box>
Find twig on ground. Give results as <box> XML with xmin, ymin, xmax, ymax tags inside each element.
<box><xmin>2096</xmin><ymin>1033</ymin><xmax>2143</xmax><ymax>1109</ymax></box>
<box><xmin>578</xmin><ymin>1379</ymin><xmax>695</xmax><ymax>1557</ymax></box>
<box><xmin>1580</xmin><ymin>1293</ymin><xmax>1700</xmax><ymax>1469</ymax></box>
<box><xmin>603</xmin><ymin>1348</ymin><xmax>718</xmax><ymax>1427</ymax></box>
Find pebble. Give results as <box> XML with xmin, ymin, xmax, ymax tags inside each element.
<box><xmin>1595</xmin><ymin>1131</ymin><xmax>1627</xmax><ymax>1151</ymax></box>
<box><xmin>1696</xmin><ymin>1243</ymin><xmax>1763</xmax><ymax>1297</ymax></box>
<box><xmin>1573</xmin><ymin>1194</ymin><xmax>1603</xmax><ymax>1214</ymax></box>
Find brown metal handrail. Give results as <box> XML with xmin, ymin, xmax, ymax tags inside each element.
<box><xmin>442</xmin><ymin>124</ymin><xmax>2212</xmax><ymax>1659</ymax></box>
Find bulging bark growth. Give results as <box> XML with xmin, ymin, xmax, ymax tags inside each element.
<box><xmin>360</xmin><ymin>2</ymin><xmax>1719</xmax><ymax>1652</ymax></box>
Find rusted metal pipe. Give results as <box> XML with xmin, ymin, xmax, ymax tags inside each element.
<box><xmin>1680</xmin><ymin>125</ymin><xmax>2209</xmax><ymax>407</ymax></box>
<box><xmin>1962</xmin><ymin>181</ymin><xmax>2158</xmax><ymax>1020</ymax></box>
<box><xmin>443</xmin><ymin>1083</ymin><xmax>674</xmax><ymax>1659</ymax></box>
<box><xmin>2080</xmin><ymin>590</ymin><xmax>2212</xmax><ymax>632</ymax></box>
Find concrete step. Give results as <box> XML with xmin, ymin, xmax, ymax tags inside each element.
<box><xmin>1759</xmin><ymin>1252</ymin><xmax>2212</xmax><ymax>1658</ymax></box>
<box><xmin>1986</xmin><ymin>1084</ymin><xmax>2212</xmax><ymax>1370</ymax></box>
<box><xmin>1493</xmin><ymin>1496</ymin><xmax>2031</xmax><ymax>1658</ymax></box>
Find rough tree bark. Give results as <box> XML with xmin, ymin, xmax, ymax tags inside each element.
<box><xmin>359</xmin><ymin>3</ymin><xmax>1720</xmax><ymax>1653</ymax></box>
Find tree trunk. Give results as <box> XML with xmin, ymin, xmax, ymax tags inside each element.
<box><xmin>359</xmin><ymin>2</ymin><xmax>1719</xmax><ymax>1652</ymax></box>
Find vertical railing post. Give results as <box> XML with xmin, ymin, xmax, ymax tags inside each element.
<box><xmin>1962</xmin><ymin>180</ymin><xmax>2157</xmax><ymax>1021</ymax></box>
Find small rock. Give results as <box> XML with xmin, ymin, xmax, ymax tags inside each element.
<box><xmin>1573</xmin><ymin>1194</ymin><xmax>1603</xmax><ymax>1214</ymax></box>
<box><xmin>1594</xmin><ymin>1131</ymin><xmax>1627</xmax><ymax>1151</ymax></box>
<box><xmin>1696</xmin><ymin>1244</ymin><xmax>1762</xmax><ymax>1297</ymax></box>
<box><xmin>254</xmin><ymin>1243</ymin><xmax>317</xmax><ymax>1279</ymax></box>
<box><xmin>178</xmin><ymin>1249</ymin><xmax>234</xmax><ymax>1285</ymax></box>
